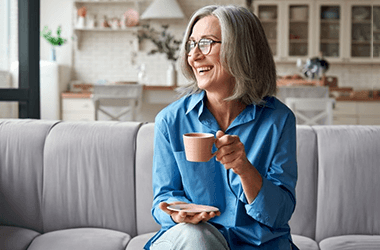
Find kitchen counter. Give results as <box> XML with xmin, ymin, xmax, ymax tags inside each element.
<box><xmin>62</xmin><ymin>85</ymin><xmax>178</xmax><ymax>104</ymax></box>
<box><xmin>335</xmin><ymin>97</ymin><xmax>380</xmax><ymax>102</ymax></box>
<box><xmin>61</xmin><ymin>85</ymin><xmax>179</xmax><ymax>122</ymax></box>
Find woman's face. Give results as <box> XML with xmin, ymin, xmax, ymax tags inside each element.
<box><xmin>187</xmin><ymin>16</ymin><xmax>234</xmax><ymax>94</ymax></box>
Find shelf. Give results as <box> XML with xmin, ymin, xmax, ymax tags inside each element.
<box><xmin>320</xmin><ymin>39</ymin><xmax>339</xmax><ymax>44</ymax></box>
<box><xmin>74</xmin><ymin>27</ymin><xmax>138</xmax><ymax>32</ymax></box>
<box><xmin>289</xmin><ymin>39</ymin><xmax>308</xmax><ymax>44</ymax></box>
<box><xmin>351</xmin><ymin>41</ymin><xmax>371</xmax><ymax>44</ymax></box>
<box><xmin>351</xmin><ymin>20</ymin><xmax>372</xmax><ymax>24</ymax></box>
<box><xmin>289</xmin><ymin>19</ymin><xmax>308</xmax><ymax>23</ymax></box>
<box><xmin>74</xmin><ymin>0</ymin><xmax>139</xmax><ymax>3</ymax></box>
<box><xmin>320</xmin><ymin>19</ymin><xmax>340</xmax><ymax>23</ymax></box>
<box><xmin>73</xmin><ymin>27</ymin><xmax>139</xmax><ymax>50</ymax></box>
<box><xmin>261</xmin><ymin>19</ymin><xmax>277</xmax><ymax>23</ymax></box>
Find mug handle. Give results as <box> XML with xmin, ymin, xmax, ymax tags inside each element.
<box><xmin>209</xmin><ymin>138</ymin><xmax>218</xmax><ymax>160</ymax></box>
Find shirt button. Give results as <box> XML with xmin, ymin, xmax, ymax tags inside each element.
<box><xmin>256</xmin><ymin>213</ymin><xmax>261</xmax><ymax>219</ymax></box>
<box><xmin>265</xmin><ymin>216</ymin><xmax>269</xmax><ymax>222</ymax></box>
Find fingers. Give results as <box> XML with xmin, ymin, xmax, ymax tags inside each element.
<box><xmin>159</xmin><ymin>202</ymin><xmax>220</xmax><ymax>224</ymax></box>
<box><xmin>216</xmin><ymin>130</ymin><xmax>224</xmax><ymax>139</ymax></box>
<box><xmin>159</xmin><ymin>202</ymin><xmax>170</xmax><ymax>214</ymax></box>
<box><xmin>215</xmin><ymin>132</ymin><xmax>238</xmax><ymax>148</ymax></box>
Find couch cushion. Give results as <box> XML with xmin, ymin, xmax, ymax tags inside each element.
<box><xmin>314</xmin><ymin>125</ymin><xmax>380</xmax><ymax>242</ymax></box>
<box><xmin>41</xmin><ymin>121</ymin><xmax>141</xmax><ymax>235</ymax></box>
<box><xmin>27</xmin><ymin>228</ymin><xmax>130</xmax><ymax>250</ymax></box>
<box><xmin>0</xmin><ymin>119</ymin><xmax>59</xmax><ymax>232</ymax></box>
<box><xmin>289</xmin><ymin>125</ymin><xmax>318</xmax><ymax>240</ymax></box>
<box><xmin>135</xmin><ymin>123</ymin><xmax>160</xmax><ymax>235</ymax></box>
<box><xmin>0</xmin><ymin>226</ymin><xmax>40</xmax><ymax>250</ymax></box>
<box><xmin>126</xmin><ymin>232</ymin><xmax>156</xmax><ymax>250</ymax></box>
<box><xmin>292</xmin><ymin>234</ymin><xmax>319</xmax><ymax>250</ymax></box>
<box><xmin>319</xmin><ymin>235</ymin><xmax>380</xmax><ymax>250</ymax></box>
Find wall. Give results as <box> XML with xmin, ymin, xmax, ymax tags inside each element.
<box><xmin>62</xmin><ymin>0</ymin><xmax>379</xmax><ymax>90</ymax></box>
<box><xmin>69</xmin><ymin>0</ymin><xmax>246</xmax><ymax>86</ymax></box>
<box><xmin>2</xmin><ymin>0</ymin><xmax>379</xmax><ymax>120</ymax></box>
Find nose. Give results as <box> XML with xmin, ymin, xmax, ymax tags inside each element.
<box><xmin>188</xmin><ymin>46</ymin><xmax>204</xmax><ymax>61</ymax></box>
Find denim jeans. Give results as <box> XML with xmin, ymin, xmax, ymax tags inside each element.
<box><xmin>150</xmin><ymin>222</ymin><xmax>230</xmax><ymax>250</ymax></box>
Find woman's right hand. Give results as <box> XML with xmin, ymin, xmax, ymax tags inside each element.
<box><xmin>159</xmin><ymin>201</ymin><xmax>220</xmax><ymax>224</ymax></box>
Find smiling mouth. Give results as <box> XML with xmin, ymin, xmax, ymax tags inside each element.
<box><xmin>197</xmin><ymin>66</ymin><xmax>212</xmax><ymax>74</ymax></box>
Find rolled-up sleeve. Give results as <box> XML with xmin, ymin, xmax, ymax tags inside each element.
<box><xmin>242</xmin><ymin>113</ymin><xmax>297</xmax><ymax>229</ymax></box>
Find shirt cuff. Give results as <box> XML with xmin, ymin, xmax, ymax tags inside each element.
<box><xmin>243</xmin><ymin>177</ymin><xmax>277</xmax><ymax>227</ymax></box>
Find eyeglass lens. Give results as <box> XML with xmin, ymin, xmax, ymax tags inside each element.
<box><xmin>187</xmin><ymin>39</ymin><xmax>211</xmax><ymax>55</ymax></box>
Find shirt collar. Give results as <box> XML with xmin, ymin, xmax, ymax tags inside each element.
<box><xmin>185</xmin><ymin>90</ymin><xmax>206</xmax><ymax>115</ymax></box>
<box><xmin>186</xmin><ymin>92</ymin><xmax>275</xmax><ymax>113</ymax></box>
<box><xmin>185</xmin><ymin>91</ymin><xmax>276</xmax><ymax>130</ymax></box>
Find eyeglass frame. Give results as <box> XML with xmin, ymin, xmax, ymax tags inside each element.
<box><xmin>186</xmin><ymin>38</ymin><xmax>222</xmax><ymax>56</ymax></box>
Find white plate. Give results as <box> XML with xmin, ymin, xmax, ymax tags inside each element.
<box><xmin>167</xmin><ymin>204</ymin><xmax>219</xmax><ymax>214</ymax></box>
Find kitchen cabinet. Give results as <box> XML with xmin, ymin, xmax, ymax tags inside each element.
<box><xmin>346</xmin><ymin>2</ymin><xmax>380</xmax><ymax>62</ymax></box>
<box><xmin>254</xmin><ymin>1</ymin><xmax>313</xmax><ymax>61</ymax></box>
<box><xmin>315</xmin><ymin>2</ymin><xmax>343</xmax><ymax>62</ymax></box>
<box><xmin>254</xmin><ymin>0</ymin><xmax>380</xmax><ymax>63</ymax></box>
<box><xmin>62</xmin><ymin>95</ymin><xmax>95</xmax><ymax>121</ymax></box>
<box><xmin>333</xmin><ymin>101</ymin><xmax>380</xmax><ymax>125</ymax></box>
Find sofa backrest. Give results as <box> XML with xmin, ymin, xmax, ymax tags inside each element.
<box><xmin>314</xmin><ymin>125</ymin><xmax>380</xmax><ymax>242</ymax></box>
<box><xmin>135</xmin><ymin>123</ymin><xmax>320</xmax><ymax>239</ymax></box>
<box><xmin>41</xmin><ymin>121</ymin><xmax>141</xmax><ymax>235</ymax></box>
<box><xmin>289</xmin><ymin>125</ymin><xmax>319</xmax><ymax>240</ymax></box>
<box><xmin>135</xmin><ymin>123</ymin><xmax>160</xmax><ymax>235</ymax></box>
<box><xmin>0</xmin><ymin>119</ymin><xmax>59</xmax><ymax>233</ymax></box>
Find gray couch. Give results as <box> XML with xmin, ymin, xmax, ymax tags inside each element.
<box><xmin>1</xmin><ymin>119</ymin><xmax>380</xmax><ymax>250</ymax></box>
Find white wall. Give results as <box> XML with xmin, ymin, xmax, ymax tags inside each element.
<box><xmin>40</xmin><ymin>0</ymin><xmax>72</xmax><ymax>66</ymax></box>
<box><xmin>0</xmin><ymin>0</ymin><xmax>9</xmax><ymax>71</ymax></box>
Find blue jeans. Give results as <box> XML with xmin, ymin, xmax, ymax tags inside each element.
<box><xmin>150</xmin><ymin>222</ymin><xmax>230</xmax><ymax>250</ymax></box>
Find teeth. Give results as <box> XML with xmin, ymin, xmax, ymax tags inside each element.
<box><xmin>197</xmin><ymin>67</ymin><xmax>211</xmax><ymax>73</ymax></box>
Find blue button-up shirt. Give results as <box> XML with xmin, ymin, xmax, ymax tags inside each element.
<box><xmin>144</xmin><ymin>91</ymin><xmax>297</xmax><ymax>249</ymax></box>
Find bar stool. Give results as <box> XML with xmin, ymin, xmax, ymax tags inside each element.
<box><xmin>91</xmin><ymin>84</ymin><xmax>143</xmax><ymax>121</ymax></box>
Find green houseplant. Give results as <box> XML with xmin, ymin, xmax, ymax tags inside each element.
<box><xmin>136</xmin><ymin>24</ymin><xmax>182</xmax><ymax>86</ymax></box>
<box><xmin>40</xmin><ymin>25</ymin><xmax>67</xmax><ymax>61</ymax></box>
<box><xmin>136</xmin><ymin>24</ymin><xmax>181</xmax><ymax>62</ymax></box>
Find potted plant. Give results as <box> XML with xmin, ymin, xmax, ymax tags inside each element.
<box><xmin>137</xmin><ymin>24</ymin><xmax>182</xmax><ymax>86</ymax></box>
<box><xmin>40</xmin><ymin>25</ymin><xmax>67</xmax><ymax>61</ymax></box>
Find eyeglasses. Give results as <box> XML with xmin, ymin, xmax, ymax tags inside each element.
<box><xmin>186</xmin><ymin>38</ymin><xmax>222</xmax><ymax>55</ymax></box>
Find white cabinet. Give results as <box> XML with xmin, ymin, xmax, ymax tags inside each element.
<box><xmin>315</xmin><ymin>1</ymin><xmax>344</xmax><ymax>62</ymax></box>
<box><xmin>346</xmin><ymin>1</ymin><xmax>380</xmax><ymax>62</ymax></box>
<box><xmin>254</xmin><ymin>1</ymin><xmax>314</xmax><ymax>62</ymax></box>
<box><xmin>254</xmin><ymin>0</ymin><xmax>380</xmax><ymax>63</ymax></box>
<box><xmin>333</xmin><ymin>101</ymin><xmax>380</xmax><ymax>125</ymax></box>
<box><xmin>62</xmin><ymin>97</ymin><xmax>95</xmax><ymax>121</ymax></box>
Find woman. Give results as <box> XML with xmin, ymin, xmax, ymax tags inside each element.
<box><xmin>145</xmin><ymin>5</ymin><xmax>298</xmax><ymax>250</ymax></box>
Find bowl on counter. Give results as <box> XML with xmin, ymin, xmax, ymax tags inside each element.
<box><xmin>260</xmin><ymin>11</ymin><xmax>275</xmax><ymax>20</ymax></box>
<box><xmin>322</xmin><ymin>10</ymin><xmax>339</xmax><ymax>19</ymax></box>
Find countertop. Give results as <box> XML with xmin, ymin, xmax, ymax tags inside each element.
<box><xmin>61</xmin><ymin>85</ymin><xmax>380</xmax><ymax>102</ymax></box>
<box><xmin>62</xmin><ymin>85</ymin><xmax>177</xmax><ymax>98</ymax></box>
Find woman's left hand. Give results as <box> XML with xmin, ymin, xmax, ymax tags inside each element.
<box><xmin>215</xmin><ymin>130</ymin><xmax>253</xmax><ymax>177</ymax></box>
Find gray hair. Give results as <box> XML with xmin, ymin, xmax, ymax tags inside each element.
<box><xmin>178</xmin><ymin>5</ymin><xmax>277</xmax><ymax>105</ymax></box>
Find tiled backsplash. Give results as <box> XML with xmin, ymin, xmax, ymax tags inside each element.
<box><xmin>72</xmin><ymin>0</ymin><xmax>246</xmax><ymax>86</ymax></box>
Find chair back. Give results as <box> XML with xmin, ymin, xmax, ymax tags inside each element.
<box><xmin>285</xmin><ymin>97</ymin><xmax>335</xmax><ymax>125</ymax></box>
<box><xmin>92</xmin><ymin>84</ymin><xmax>143</xmax><ymax>121</ymax></box>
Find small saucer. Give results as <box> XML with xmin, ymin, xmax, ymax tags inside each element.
<box><xmin>167</xmin><ymin>204</ymin><xmax>219</xmax><ymax>214</ymax></box>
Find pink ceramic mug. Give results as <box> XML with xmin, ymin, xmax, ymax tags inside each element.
<box><xmin>183</xmin><ymin>133</ymin><xmax>217</xmax><ymax>162</ymax></box>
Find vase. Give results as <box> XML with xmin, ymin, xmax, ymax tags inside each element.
<box><xmin>76</xmin><ymin>16</ymin><xmax>86</xmax><ymax>29</ymax></box>
<box><xmin>167</xmin><ymin>61</ymin><xmax>177</xmax><ymax>86</ymax></box>
<box><xmin>50</xmin><ymin>46</ymin><xmax>56</xmax><ymax>61</ymax></box>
